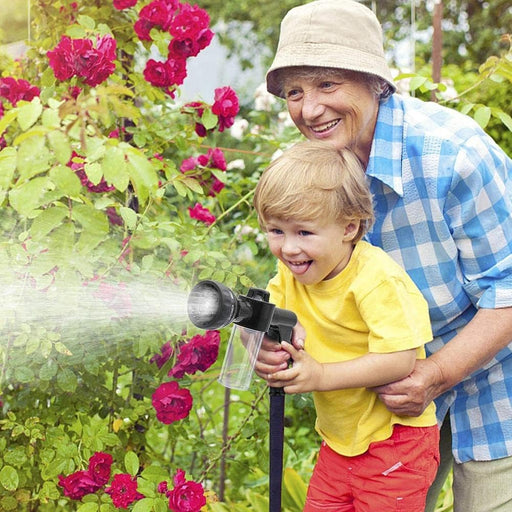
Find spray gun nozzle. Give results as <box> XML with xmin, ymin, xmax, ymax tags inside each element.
<box><xmin>187</xmin><ymin>280</ymin><xmax>297</xmax><ymax>336</ymax></box>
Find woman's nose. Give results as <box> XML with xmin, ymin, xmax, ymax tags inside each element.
<box><xmin>301</xmin><ymin>90</ymin><xmax>324</xmax><ymax>120</ymax></box>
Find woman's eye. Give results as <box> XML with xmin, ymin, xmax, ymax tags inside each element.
<box><xmin>285</xmin><ymin>88</ymin><xmax>302</xmax><ymax>100</ymax></box>
<box><xmin>320</xmin><ymin>81</ymin><xmax>336</xmax><ymax>90</ymax></box>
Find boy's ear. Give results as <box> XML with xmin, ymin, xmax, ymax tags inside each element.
<box><xmin>343</xmin><ymin>221</ymin><xmax>360</xmax><ymax>241</ymax></box>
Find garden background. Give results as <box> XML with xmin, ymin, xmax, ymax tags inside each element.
<box><xmin>0</xmin><ymin>0</ymin><xmax>510</xmax><ymax>511</ymax></box>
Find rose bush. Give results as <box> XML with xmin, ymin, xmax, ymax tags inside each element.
<box><xmin>0</xmin><ymin>0</ymin><xmax>286</xmax><ymax>511</ymax></box>
<box><xmin>0</xmin><ymin>1</ymin><xmax>510</xmax><ymax>511</ymax></box>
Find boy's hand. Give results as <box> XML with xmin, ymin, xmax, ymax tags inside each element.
<box><xmin>267</xmin><ymin>341</ymin><xmax>323</xmax><ymax>394</ymax></box>
<box><xmin>254</xmin><ymin>322</ymin><xmax>306</xmax><ymax>383</ymax></box>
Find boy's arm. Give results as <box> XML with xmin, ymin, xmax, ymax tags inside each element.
<box><xmin>267</xmin><ymin>341</ymin><xmax>416</xmax><ymax>394</ymax></box>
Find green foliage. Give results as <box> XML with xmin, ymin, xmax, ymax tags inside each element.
<box><xmin>0</xmin><ymin>1</ymin><xmax>509</xmax><ymax>512</ymax></box>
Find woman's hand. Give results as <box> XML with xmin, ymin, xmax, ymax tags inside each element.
<box><xmin>370</xmin><ymin>358</ymin><xmax>444</xmax><ymax>416</ymax></box>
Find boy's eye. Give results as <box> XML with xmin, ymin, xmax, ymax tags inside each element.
<box><xmin>268</xmin><ymin>228</ymin><xmax>283</xmax><ymax>235</ymax></box>
<box><xmin>299</xmin><ymin>230</ymin><xmax>313</xmax><ymax>236</ymax></box>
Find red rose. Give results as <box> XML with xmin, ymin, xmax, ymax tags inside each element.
<box><xmin>188</xmin><ymin>203</ymin><xmax>216</xmax><ymax>226</ymax></box>
<box><xmin>169</xmin><ymin>4</ymin><xmax>210</xmax><ymax>40</ymax></box>
<box><xmin>152</xmin><ymin>381</ymin><xmax>193</xmax><ymax>424</ymax></box>
<box><xmin>143</xmin><ymin>57</ymin><xmax>187</xmax><ymax>88</ymax></box>
<box><xmin>47</xmin><ymin>35</ymin><xmax>116</xmax><ymax>87</ymax></box>
<box><xmin>88</xmin><ymin>451</ymin><xmax>113</xmax><ymax>486</ymax></box>
<box><xmin>106</xmin><ymin>473</ymin><xmax>144</xmax><ymax>509</ymax></box>
<box><xmin>212</xmin><ymin>86</ymin><xmax>239</xmax><ymax>132</ymax></box>
<box><xmin>167</xmin><ymin>469</ymin><xmax>206</xmax><ymax>512</ymax></box>
<box><xmin>168</xmin><ymin>330</ymin><xmax>220</xmax><ymax>379</ymax></box>
<box><xmin>81</xmin><ymin>35</ymin><xmax>117</xmax><ymax>87</ymax></box>
<box><xmin>0</xmin><ymin>77</ymin><xmax>40</xmax><ymax>106</ymax></box>
<box><xmin>58</xmin><ymin>470</ymin><xmax>101</xmax><ymax>500</ymax></box>
<box><xmin>113</xmin><ymin>0</ymin><xmax>137</xmax><ymax>10</ymax></box>
<box><xmin>134</xmin><ymin>0</ymin><xmax>178</xmax><ymax>40</ymax></box>
<box><xmin>150</xmin><ymin>341</ymin><xmax>174</xmax><ymax>369</ymax></box>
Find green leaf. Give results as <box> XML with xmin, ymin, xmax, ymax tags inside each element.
<box><xmin>0</xmin><ymin>147</ymin><xmax>17</xmax><ymax>191</ymax></box>
<box><xmin>77</xmin><ymin>15</ymin><xmax>96</xmax><ymax>29</ymax></box>
<box><xmin>132</xmin><ymin>498</ymin><xmax>157</xmax><ymax>512</ymax></box>
<box><xmin>57</xmin><ymin>368</ymin><xmax>78</xmax><ymax>392</ymax></box>
<box><xmin>282</xmin><ymin>468</ymin><xmax>307</xmax><ymax>510</ymax></box>
<box><xmin>72</xmin><ymin>204</ymin><xmax>109</xmax><ymax>233</ymax></box>
<box><xmin>49</xmin><ymin>164</ymin><xmax>82</xmax><ymax>196</ymax></box>
<box><xmin>0</xmin><ymin>496</ymin><xmax>18</xmax><ymax>510</ymax></box>
<box><xmin>125</xmin><ymin>451</ymin><xmax>139</xmax><ymax>476</ymax></box>
<box><xmin>84</xmin><ymin>162</ymin><xmax>103</xmax><ymax>186</ymax></box>
<box><xmin>17</xmin><ymin>97</ymin><xmax>43</xmax><ymax>131</ymax></box>
<box><xmin>119</xmin><ymin>206</ymin><xmax>138</xmax><ymax>230</ymax></box>
<box><xmin>0</xmin><ymin>106</ymin><xmax>18</xmax><ymax>135</ymax></box>
<box><xmin>202</xmin><ymin>108</ymin><xmax>218</xmax><ymax>130</ymax></box>
<box><xmin>29</xmin><ymin>206</ymin><xmax>68</xmax><ymax>241</ymax></box>
<box><xmin>0</xmin><ymin>466</ymin><xmax>19</xmax><ymax>491</ymax></box>
<box><xmin>473</xmin><ymin>105</ymin><xmax>491</xmax><ymax>128</ymax></box>
<box><xmin>9</xmin><ymin>177</ymin><xmax>55</xmax><ymax>216</ymax></box>
<box><xmin>495</xmin><ymin>110</ymin><xmax>512</xmax><ymax>131</ymax></box>
<box><xmin>47</xmin><ymin>130</ymin><xmax>72</xmax><ymax>165</ymax></box>
<box><xmin>14</xmin><ymin>366</ymin><xmax>35</xmax><ymax>383</ymax></box>
<box><xmin>76</xmin><ymin>503</ymin><xmax>99</xmax><ymax>512</ymax></box>
<box><xmin>127</xmin><ymin>150</ymin><xmax>159</xmax><ymax>205</ymax></box>
<box><xmin>16</xmin><ymin>135</ymin><xmax>52</xmax><ymax>180</ymax></box>
<box><xmin>102</xmin><ymin>146</ymin><xmax>129</xmax><ymax>192</ymax></box>
<box><xmin>409</xmin><ymin>76</ymin><xmax>428</xmax><ymax>91</ymax></box>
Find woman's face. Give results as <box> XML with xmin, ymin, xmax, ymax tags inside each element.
<box><xmin>283</xmin><ymin>71</ymin><xmax>379</xmax><ymax>166</ymax></box>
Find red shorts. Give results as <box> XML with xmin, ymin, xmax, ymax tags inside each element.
<box><xmin>304</xmin><ymin>424</ymin><xmax>440</xmax><ymax>512</ymax></box>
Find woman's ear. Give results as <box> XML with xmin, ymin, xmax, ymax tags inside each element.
<box><xmin>343</xmin><ymin>221</ymin><xmax>360</xmax><ymax>241</ymax></box>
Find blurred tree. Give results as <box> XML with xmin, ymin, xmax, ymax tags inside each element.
<box><xmin>0</xmin><ymin>0</ymin><xmax>29</xmax><ymax>44</ymax></box>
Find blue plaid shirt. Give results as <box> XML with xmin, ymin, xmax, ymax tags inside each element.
<box><xmin>365</xmin><ymin>94</ymin><xmax>512</xmax><ymax>463</ymax></box>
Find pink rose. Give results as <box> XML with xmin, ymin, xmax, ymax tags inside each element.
<box><xmin>152</xmin><ymin>381</ymin><xmax>193</xmax><ymax>424</ymax></box>
<box><xmin>167</xmin><ymin>469</ymin><xmax>206</xmax><ymax>512</ymax></box>
<box><xmin>188</xmin><ymin>203</ymin><xmax>216</xmax><ymax>226</ymax></box>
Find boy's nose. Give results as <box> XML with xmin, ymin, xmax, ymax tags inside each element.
<box><xmin>282</xmin><ymin>237</ymin><xmax>301</xmax><ymax>256</ymax></box>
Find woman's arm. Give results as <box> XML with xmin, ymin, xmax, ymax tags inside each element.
<box><xmin>373</xmin><ymin>307</ymin><xmax>512</xmax><ymax>416</ymax></box>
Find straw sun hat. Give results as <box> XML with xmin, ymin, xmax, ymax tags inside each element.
<box><xmin>266</xmin><ymin>0</ymin><xmax>396</xmax><ymax>97</ymax></box>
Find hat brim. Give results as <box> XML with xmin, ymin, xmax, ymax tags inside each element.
<box><xmin>266</xmin><ymin>42</ymin><xmax>397</xmax><ymax>98</ymax></box>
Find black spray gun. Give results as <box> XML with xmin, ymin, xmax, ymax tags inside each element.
<box><xmin>187</xmin><ymin>280</ymin><xmax>297</xmax><ymax>512</ymax></box>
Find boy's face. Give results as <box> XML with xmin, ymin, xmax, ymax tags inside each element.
<box><xmin>265</xmin><ymin>216</ymin><xmax>358</xmax><ymax>285</ymax></box>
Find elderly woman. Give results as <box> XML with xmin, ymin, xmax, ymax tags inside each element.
<box><xmin>255</xmin><ymin>1</ymin><xmax>512</xmax><ymax>512</ymax></box>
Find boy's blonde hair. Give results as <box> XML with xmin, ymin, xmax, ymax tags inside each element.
<box><xmin>253</xmin><ymin>141</ymin><xmax>374</xmax><ymax>243</ymax></box>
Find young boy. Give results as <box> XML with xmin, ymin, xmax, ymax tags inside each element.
<box><xmin>253</xmin><ymin>140</ymin><xmax>439</xmax><ymax>512</ymax></box>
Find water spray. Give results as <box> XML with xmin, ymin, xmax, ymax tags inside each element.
<box><xmin>187</xmin><ymin>280</ymin><xmax>297</xmax><ymax>512</ymax></box>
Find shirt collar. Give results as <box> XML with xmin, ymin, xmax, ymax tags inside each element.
<box><xmin>367</xmin><ymin>95</ymin><xmax>405</xmax><ymax>197</ymax></box>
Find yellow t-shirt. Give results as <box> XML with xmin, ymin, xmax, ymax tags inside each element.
<box><xmin>268</xmin><ymin>240</ymin><xmax>437</xmax><ymax>457</ymax></box>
